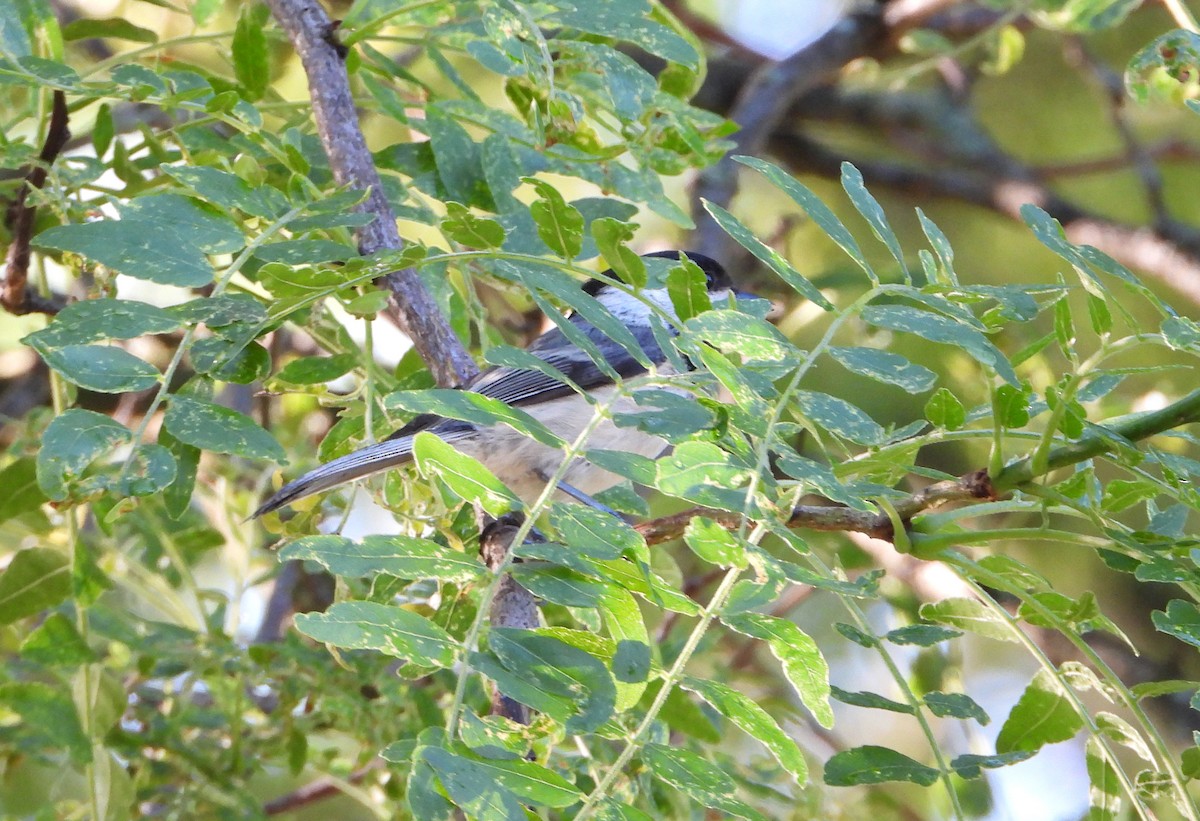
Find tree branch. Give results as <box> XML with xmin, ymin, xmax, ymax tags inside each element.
<box><xmin>691</xmin><ymin>9</ymin><xmax>886</xmax><ymax>262</ymax></box>
<box><xmin>480</xmin><ymin>515</ymin><xmax>540</xmax><ymax>725</ymax></box>
<box><xmin>636</xmin><ymin>387</ymin><xmax>1200</xmax><ymax>546</ymax></box>
<box><xmin>3</xmin><ymin>89</ymin><xmax>69</xmax><ymax>316</ymax></box>
<box><xmin>773</xmin><ymin>128</ymin><xmax>1200</xmax><ymax>308</ymax></box>
<box><xmin>264</xmin><ymin>0</ymin><xmax>477</xmax><ymax>388</ymax></box>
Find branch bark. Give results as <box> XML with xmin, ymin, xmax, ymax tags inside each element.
<box><xmin>480</xmin><ymin>515</ymin><xmax>540</xmax><ymax>725</ymax></box>
<box><xmin>636</xmin><ymin>387</ymin><xmax>1200</xmax><ymax>547</ymax></box>
<box><xmin>265</xmin><ymin>0</ymin><xmax>478</xmax><ymax>388</ymax></box>
<box><xmin>3</xmin><ymin>89</ymin><xmax>69</xmax><ymax>316</ymax></box>
<box><xmin>691</xmin><ymin>10</ymin><xmax>886</xmax><ymax>263</ymax></box>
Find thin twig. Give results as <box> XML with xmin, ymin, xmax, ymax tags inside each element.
<box><xmin>3</xmin><ymin>89</ymin><xmax>69</xmax><ymax>316</ymax></box>
<box><xmin>1066</xmin><ymin>37</ymin><xmax>1171</xmax><ymax>229</ymax></box>
<box><xmin>263</xmin><ymin>761</ymin><xmax>381</xmax><ymax>815</ymax></box>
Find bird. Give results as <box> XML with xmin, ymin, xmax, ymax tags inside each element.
<box><xmin>253</xmin><ymin>250</ymin><xmax>744</xmax><ymax>518</ymax></box>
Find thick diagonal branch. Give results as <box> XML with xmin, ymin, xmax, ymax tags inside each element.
<box><xmin>265</xmin><ymin>0</ymin><xmax>477</xmax><ymax>388</ymax></box>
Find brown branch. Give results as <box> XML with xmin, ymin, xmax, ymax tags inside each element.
<box><xmin>636</xmin><ymin>468</ymin><xmax>995</xmax><ymax>546</ymax></box>
<box><xmin>1065</xmin><ymin>37</ymin><xmax>1170</xmax><ymax>229</ymax></box>
<box><xmin>264</xmin><ymin>0</ymin><xmax>477</xmax><ymax>389</ymax></box>
<box><xmin>772</xmin><ymin>129</ymin><xmax>1200</xmax><ymax>308</ymax></box>
<box><xmin>1033</xmin><ymin>139</ymin><xmax>1200</xmax><ymax>178</ymax></box>
<box><xmin>638</xmin><ymin>386</ymin><xmax>1200</xmax><ymax>548</ymax></box>
<box><xmin>263</xmin><ymin>761</ymin><xmax>380</xmax><ymax>815</ymax></box>
<box><xmin>480</xmin><ymin>515</ymin><xmax>540</xmax><ymax>725</ymax></box>
<box><xmin>3</xmin><ymin>89</ymin><xmax>69</xmax><ymax>316</ymax></box>
<box><xmin>691</xmin><ymin>9</ymin><xmax>887</xmax><ymax>263</ymax></box>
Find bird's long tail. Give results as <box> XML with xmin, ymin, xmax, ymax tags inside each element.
<box><xmin>252</xmin><ymin>436</ymin><xmax>416</xmax><ymax>518</ymax></box>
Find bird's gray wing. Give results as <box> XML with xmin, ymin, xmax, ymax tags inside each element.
<box><xmin>255</xmin><ymin>316</ymin><xmax>670</xmax><ymax>516</ymax></box>
<box><xmin>464</xmin><ymin>319</ymin><xmax>666</xmax><ymax>408</ymax></box>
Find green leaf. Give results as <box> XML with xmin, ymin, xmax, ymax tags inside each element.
<box><xmin>36</xmin><ymin>409</ymin><xmax>130</xmax><ymax>500</ymax></box>
<box><xmin>483</xmin><ymin>629</ymin><xmax>616</xmax><ymax>733</ymax></box>
<box><xmin>525</xmin><ymin>178</ymin><xmax>584</xmax><ymax>259</ymax></box>
<box><xmin>23</xmin><ymin>298</ymin><xmax>179</xmax><ymax>350</ymax></box>
<box><xmin>796</xmin><ymin>390</ymin><xmax>885</xmax><ymax>445</ymax></box>
<box><xmin>164</xmin><ymin>396</ymin><xmax>285</xmax><ymax>462</ymax></box>
<box><xmin>830</xmin><ymin>686</ymin><xmax>914</xmax><ymax>714</ymax></box>
<box><xmin>655</xmin><ymin>441</ymin><xmax>757</xmax><ymax>513</ymax></box>
<box><xmin>424</xmin><ymin>747</ymin><xmax>583</xmax><ymax>809</ymax></box>
<box><xmin>1034</xmin><ymin>0</ymin><xmax>1138</xmax><ymax>31</ymax></box>
<box><xmin>274</xmin><ymin>353</ymin><xmax>358</xmax><ymax>384</ymax></box>
<box><xmin>1127</xmin><ymin>30</ymin><xmax>1200</xmax><ymax>103</ymax></box>
<box><xmin>949</xmin><ymin>750</ymin><xmax>1034</xmax><ymax>779</ymax></box>
<box><xmin>684</xmin><ymin>516</ymin><xmax>747</xmax><ymax>568</ymax></box>
<box><xmin>996</xmin><ymin>668</ymin><xmax>1084</xmax><ymax>753</ymax></box>
<box><xmin>256</xmin><ymin>238</ymin><xmax>356</xmax><ymax>265</ymax></box>
<box><xmin>701</xmin><ymin>200</ymin><xmax>833</xmax><ymax>309</ymax></box>
<box><xmin>684</xmin><ymin>678</ymin><xmax>808</xmax><ymax>782</ymax></box>
<box><xmin>295</xmin><ymin>601</ymin><xmax>458</xmax><ymax>667</ymax></box>
<box><xmin>412</xmin><ymin>431</ymin><xmax>521</xmax><ymax>516</ymax></box>
<box><xmin>62</xmin><ymin>17</ymin><xmax>157</xmax><ymax>43</ymax></box>
<box><xmin>1152</xmin><ymin>599</ymin><xmax>1200</xmax><ymax>649</ymax></box>
<box><xmin>993</xmin><ymin>383</ymin><xmax>1030</xmax><ymax>428</ymax></box>
<box><xmin>405</xmin><ymin>732</ymin><xmax>456</xmax><ymax>820</ymax></box>
<box><xmin>642</xmin><ymin>744</ymin><xmax>766</xmax><ymax>820</ymax></box>
<box><xmin>41</xmin><ymin>344</ymin><xmax>160</xmax><ymax>393</ymax></box>
<box><xmin>1085</xmin><ymin>737</ymin><xmax>1121</xmax><ymax>821</ymax></box>
<box><xmin>723</xmin><ymin>612</ymin><xmax>833</xmax><ymax>727</ymax></box>
<box><xmin>666</xmin><ymin>257</ymin><xmax>711</xmax><ymax>321</ymax></box>
<box><xmin>163</xmin><ymin>164</ymin><xmax>288</xmax><ymax>219</ymax></box>
<box><xmin>915</xmin><ymin>208</ymin><xmax>957</xmax><ymax>284</ymax></box>
<box><xmin>824</xmin><ymin>746</ymin><xmax>940</xmax><ymax>787</ymax></box>
<box><xmin>547</xmin><ymin>0</ymin><xmax>699</xmax><ymax>68</ymax></box>
<box><xmin>683</xmin><ymin>311</ymin><xmax>797</xmax><ymax>366</ymax></box>
<box><xmin>549</xmin><ymin>502</ymin><xmax>645</xmax><ymax>560</ymax></box>
<box><xmin>924</xmin><ymin>691</ymin><xmax>989</xmax><ymax>724</ymax></box>
<box><xmin>841</xmin><ymin>163</ymin><xmax>906</xmax><ymax>278</ymax></box>
<box><xmin>0</xmin><ymin>682</ymin><xmax>89</xmax><ymax>765</ymax></box>
<box><xmin>0</xmin><ymin>548</ymin><xmax>71</xmax><ymax>625</ymax></box>
<box><xmin>118</xmin><ymin>443</ymin><xmax>177</xmax><ymax>496</ymax></box>
<box><xmin>0</xmin><ymin>458</ymin><xmax>47</xmax><ymax>524</ymax></box>
<box><xmin>828</xmin><ymin>346</ymin><xmax>936</xmax><ymax>392</ymax></box>
<box><xmin>736</xmin><ymin>155</ymin><xmax>874</xmax><ymax>282</ymax></box>
<box><xmin>884</xmin><ymin>624</ymin><xmax>962</xmax><ymax>646</ymax></box>
<box><xmin>232</xmin><ymin>3</ymin><xmax>269</xmax><ymax>101</ymax></box>
<box><xmin>592</xmin><ymin>218</ymin><xmax>646</xmax><ymax>287</ymax></box>
<box><xmin>279</xmin><ymin>534</ymin><xmax>485</xmax><ymax>582</ymax></box>
<box><xmin>19</xmin><ymin>611</ymin><xmax>95</xmax><ymax>666</ymax></box>
<box><xmin>441</xmin><ymin>201</ymin><xmax>506</xmax><ymax>249</ymax></box>
<box><xmin>924</xmin><ymin>387</ymin><xmax>965</xmax><ymax>430</ymax></box>
<box><xmin>35</xmin><ymin>220</ymin><xmax>213</xmax><ymax>287</ymax></box>
<box><xmin>862</xmin><ymin>304</ymin><xmax>1018</xmax><ymax>385</ymax></box>
<box><xmin>386</xmin><ymin>389</ymin><xmax>564</xmax><ymax>449</ymax></box>
<box><xmin>121</xmin><ymin>193</ymin><xmax>244</xmax><ymax>254</ymax></box>
<box><xmin>919</xmin><ymin>598</ymin><xmax>1017</xmax><ymax>642</ymax></box>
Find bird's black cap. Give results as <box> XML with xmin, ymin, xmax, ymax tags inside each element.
<box><xmin>583</xmin><ymin>250</ymin><xmax>729</xmax><ymax>296</ymax></box>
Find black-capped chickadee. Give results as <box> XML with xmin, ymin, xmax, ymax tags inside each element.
<box><xmin>253</xmin><ymin>250</ymin><xmax>745</xmax><ymax>518</ymax></box>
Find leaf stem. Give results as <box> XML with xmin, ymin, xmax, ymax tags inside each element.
<box><xmin>575</xmin><ymin>563</ymin><xmax>745</xmax><ymax>819</ymax></box>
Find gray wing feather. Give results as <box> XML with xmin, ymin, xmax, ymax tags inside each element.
<box><xmin>467</xmin><ymin>320</ymin><xmax>664</xmax><ymax>406</ymax></box>
<box><xmin>254</xmin><ymin>310</ymin><xmax>671</xmax><ymax>516</ymax></box>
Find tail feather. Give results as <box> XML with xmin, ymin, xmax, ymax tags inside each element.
<box><xmin>252</xmin><ymin>436</ymin><xmax>417</xmax><ymax>518</ymax></box>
